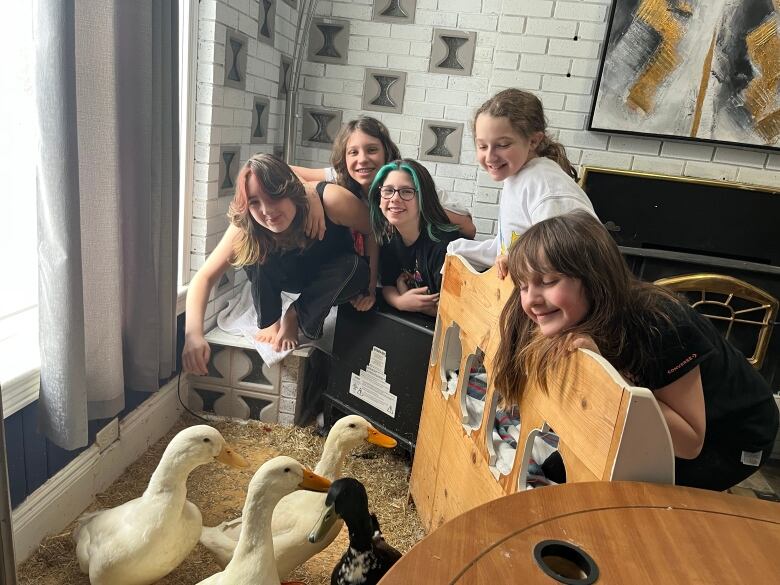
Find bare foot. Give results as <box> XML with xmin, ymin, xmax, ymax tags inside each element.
<box><xmin>256</xmin><ymin>320</ymin><xmax>280</xmax><ymax>344</ymax></box>
<box><xmin>274</xmin><ymin>306</ymin><xmax>300</xmax><ymax>352</ymax></box>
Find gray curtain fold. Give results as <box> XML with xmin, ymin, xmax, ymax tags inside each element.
<box><xmin>35</xmin><ymin>0</ymin><xmax>178</xmax><ymax>450</ymax></box>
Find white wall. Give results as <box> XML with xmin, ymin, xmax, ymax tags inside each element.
<box><xmin>192</xmin><ymin>0</ymin><xmax>780</xmax><ymax>323</ymax></box>
<box><xmin>298</xmin><ymin>0</ymin><xmax>780</xmax><ymax>238</ymax></box>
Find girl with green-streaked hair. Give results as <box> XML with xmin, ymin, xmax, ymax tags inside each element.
<box><xmin>367</xmin><ymin>159</ymin><xmax>462</xmax><ymax>316</ymax></box>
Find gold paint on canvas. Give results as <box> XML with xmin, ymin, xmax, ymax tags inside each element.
<box><xmin>690</xmin><ymin>31</ymin><xmax>717</xmax><ymax>137</ymax></box>
<box><xmin>628</xmin><ymin>0</ymin><xmax>685</xmax><ymax>114</ymax></box>
<box><xmin>744</xmin><ymin>17</ymin><xmax>780</xmax><ymax>142</ymax></box>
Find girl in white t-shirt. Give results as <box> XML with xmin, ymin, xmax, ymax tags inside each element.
<box><xmin>448</xmin><ymin>89</ymin><xmax>595</xmax><ymax>277</ymax></box>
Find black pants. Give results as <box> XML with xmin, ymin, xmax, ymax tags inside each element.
<box><xmin>675</xmin><ymin>439</ymin><xmax>775</xmax><ymax>491</ymax></box>
<box><xmin>247</xmin><ymin>251</ymin><xmax>369</xmax><ymax>340</ymax></box>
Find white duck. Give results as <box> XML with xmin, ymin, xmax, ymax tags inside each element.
<box><xmin>74</xmin><ymin>425</ymin><xmax>248</xmax><ymax>585</ymax></box>
<box><xmin>196</xmin><ymin>455</ymin><xmax>331</xmax><ymax>585</ymax></box>
<box><xmin>200</xmin><ymin>415</ymin><xmax>397</xmax><ymax>577</ymax></box>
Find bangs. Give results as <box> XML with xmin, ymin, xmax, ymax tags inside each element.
<box><xmin>510</xmin><ymin>236</ymin><xmax>554</xmax><ymax>283</ymax></box>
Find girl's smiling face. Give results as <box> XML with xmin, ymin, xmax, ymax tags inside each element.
<box><xmin>345</xmin><ymin>129</ymin><xmax>386</xmax><ymax>192</ymax></box>
<box><xmin>246</xmin><ymin>172</ymin><xmax>296</xmax><ymax>233</ymax></box>
<box><xmin>518</xmin><ymin>270</ymin><xmax>590</xmax><ymax>337</ymax></box>
<box><xmin>474</xmin><ymin>114</ymin><xmax>541</xmax><ymax>182</ymax></box>
<box><xmin>379</xmin><ymin>170</ymin><xmax>419</xmax><ymax>233</ymax></box>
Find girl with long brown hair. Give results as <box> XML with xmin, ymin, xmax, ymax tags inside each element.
<box><xmin>494</xmin><ymin>211</ymin><xmax>778</xmax><ymax>490</ymax></box>
<box><xmin>182</xmin><ymin>154</ymin><xmax>372</xmax><ymax>362</ymax></box>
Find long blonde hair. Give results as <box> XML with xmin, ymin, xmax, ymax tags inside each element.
<box><xmin>493</xmin><ymin>211</ymin><xmax>679</xmax><ymax>406</ymax></box>
<box><xmin>472</xmin><ymin>88</ymin><xmax>577</xmax><ymax>180</ymax></box>
<box><xmin>227</xmin><ymin>154</ymin><xmax>309</xmax><ymax>266</ymax></box>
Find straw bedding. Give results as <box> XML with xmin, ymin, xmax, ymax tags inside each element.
<box><xmin>18</xmin><ymin>414</ymin><xmax>425</xmax><ymax>584</ymax></box>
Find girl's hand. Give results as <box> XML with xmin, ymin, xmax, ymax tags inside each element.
<box><xmin>351</xmin><ymin>291</ymin><xmax>376</xmax><ymax>312</ymax></box>
<box><xmin>398</xmin><ymin>287</ymin><xmax>439</xmax><ymax>313</ymax></box>
<box><xmin>304</xmin><ymin>183</ymin><xmax>326</xmax><ymax>240</ymax></box>
<box><xmin>565</xmin><ymin>333</ymin><xmax>600</xmax><ymax>354</ymax></box>
<box><xmin>183</xmin><ymin>334</ymin><xmax>211</xmax><ymax>376</ymax></box>
<box><xmin>495</xmin><ymin>254</ymin><xmax>509</xmax><ymax>279</ymax></box>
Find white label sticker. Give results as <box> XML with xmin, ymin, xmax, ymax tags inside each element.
<box><xmin>741</xmin><ymin>450</ymin><xmax>763</xmax><ymax>467</ymax></box>
<box><xmin>348</xmin><ymin>346</ymin><xmax>397</xmax><ymax>417</ymax></box>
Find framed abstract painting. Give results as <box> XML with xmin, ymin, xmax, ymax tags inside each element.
<box><xmin>589</xmin><ymin>0</ymin><xmax>780</xmax><ymax>150</ymax></box>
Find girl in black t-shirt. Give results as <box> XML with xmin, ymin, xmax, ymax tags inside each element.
<box><xmin>367</xmin><ymin>159</ymin><xmax>460</xmax><ymax>316</ymax></box>
<box><xmin>494</xmin><ymin>210</ymin><xmax>778</xmax><ymax>491</ymax></box>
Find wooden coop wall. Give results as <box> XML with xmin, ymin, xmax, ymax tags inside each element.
<box><xmin>410</xmin><ymin>255</ymin><xmax>674</xmax><ymax>532</ymax></box>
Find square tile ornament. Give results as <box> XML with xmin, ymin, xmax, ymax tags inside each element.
<box><xmin>278</xmin><ymin>54</ymin><xmax>292</xmax><ymax>99</ymax></box>
<box><xmin>258</xmin><ymin>0</ymin><xmax>276</xmax><ymax>47</ymax></box>
<box><xmin>218</xmin><ymin>145</ymin><xmax>241</xmax><ymax>196</ymax></box>
<box><xmin>373</xmin><ymin>0</ymin><xmax>416</xmax><ymax>24</ymax></box>
<box><xmin>362</xmin><ymin>68</ymin><xmax>407</xmax><ymax>115</ymax></box>
<box><xmin>307</xmin><ymin>17</ymin><xmax>350</xmax><ymax>65</ymax></box>
<box><xmin>251</xmin><ymin>96</ymin><xmax>271</xmax><ymax>144</ymax></box>
<box><xmin>224</xmin><ymin>28</ymin><xmax>249</xmax><ymax>91</ymax></box>
<box><xmin>429</xmin><ymin>28</ymin><xmax>477</xmax><ymax>76</ymax></box>
<box><xmin>419</xmin><ymin>120</ymin><xmax>464</xmax><ymax>164</ymax></box>
<box><xmin>301</xmin><ymin>107</ymin><xmax>344</xmax><ymax>148</ymax></box>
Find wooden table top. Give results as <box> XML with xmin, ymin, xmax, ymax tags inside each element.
<box><xmin>381</xmin><ymin>481</ymin><xmax>780</xmax><ymax>584</ymax></box>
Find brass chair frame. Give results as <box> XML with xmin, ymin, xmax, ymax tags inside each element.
<box><xmin>655</xmin><ymin>273</ymin><xmax>778</xmax><ymax>369</ymax></box>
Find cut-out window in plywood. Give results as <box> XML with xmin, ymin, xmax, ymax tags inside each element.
<box><xmin>373</xmin><ymin>0</ymin><xmax>416</xmax><ymax>24</ymax></box>
<box><xmin>485</xmin><ymin>396</ymin><xmax>521</xmax><ymax>479</ymax></box>
<box><xmin>278</xmin><ymin>54</ymin><xmax>292</xmax><ymax>99</ymax></box>
<box><xmin>419</xmin><ymin>120</ymin><xmax>464</xmax><ymax>164</ymax></box>
<box><xmin>251</xmin><ymin>95</ymin><xmax>271</xmax><ymax>144</ymax></box>
<box><xmin>438</xmin><ymin>323</ymin><xmax>462</xmax><ymax>399</ymax></box>
<box><xmin>517</xmin><ymin>423</ymin><xmax>564</xmax><ymax>489</ymax></box>
<box><xmin>218</xmin><ymin>145</ymin><xmax>241</xmax><ymax>196</ymax></box>
<box><xmin>224</xmin><ymin>28</ymin><xmax>248</xmax><ymax>91</ymax></box>
<box><xmin>308</xmin><ymin>17</ymin><xmax>350</xmax><ymax>65</ymax></box>
<box><xmin>258</xmin><ymin>0</ymin><xmax>276</xmax><ymax>47</ymax></box>
<box><xmin>459</xmin><ymin>348</ymin><xmax>487</xmax><ymax>433</ymax></box>
<box><xmin>362</xmin><ymin>68</ymin><xmax>407</xmax><ymax>114</ymax></box>
<box><xmin>429</xmin><ymin>28</ymin><xmax>476</xmax><ymax>77</ymax></box>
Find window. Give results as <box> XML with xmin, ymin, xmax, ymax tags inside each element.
<box><xmin>177</xmin><ymin>0</ymin><xmax>199</xmax><ymax>310</ymax></box>
<box><xmin>0</xmin><ymin>2</ymin><xmax>39</xmax><ymax>413</ymax></box>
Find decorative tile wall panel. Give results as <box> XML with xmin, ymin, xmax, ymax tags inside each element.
<box><xmin>258</xmin><ymin>0</ymin><xmax>276</xmax><ymax>47</ymax></box>
<box><xmin>362</xmin><ymin>68</ymin><xmax>407</xmax><ymax>114</ymax></box>
<box><xmin>419</xmin><ymin>120</ymin><xmax>464</xmax><ymax>163</ymax></box>
<box><xmin>301</xmin><ymin>107</ymin><xmax>343</xmax><ymax>147</ymax></box>
<box><xmin>278</xmin><ymin>54</ymin><xmax>292</xmax><ymax>99</ymax></box>
<box><xmin>429</xmin><ymin>28</ymin><xmax>477</xmax><ymax>77</ymax></box>
<box><xmin>224</xmin><ymin>28</ymin><xmax>249</xmax><ymax>90</ymax></box>
<box><xmin>307</xmin><ymin>17</ymin><xmax>350</xmax><ymax>65</ymax></box>
<box><xmin>373</xmin><ymin>0</ymin><xmax>416</xmax><ymax>24</ymax></box>
<box><xmin>218</xmin><ymin>145</ymin><xmax>241</xmax><ymax>195</ymax></box>
<box><xmin>251</xmin><ymin>95</ymin><xmax>271</xmax><ymax>144</ymax></box>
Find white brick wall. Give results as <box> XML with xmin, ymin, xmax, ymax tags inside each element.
<box><xmin>192</xmin><ymin>0</ymin><xmax>298</xmax><ymax>323</ymax></box>
<box><xmin>195</xmin><ymin>0</ymin><xmax>780</xmax><ymax>252</ymax></box>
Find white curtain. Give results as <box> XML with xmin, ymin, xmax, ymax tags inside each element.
<box><xmin>34</xmin><ymin>0</ymin><xmax>178</xmax><ymax>450</ymax></box>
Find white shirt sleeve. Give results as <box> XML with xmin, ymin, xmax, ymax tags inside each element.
<box><xmin>437</xmin><ymin>187</ymin><xmax>471</xmax><ymax>216</ymax></box>
<box><xmin>324</xmin><ymin>166</ymin><xmax>337</xmax><ymax>182</ymax></box>
<box><xmin>446</xmin><ymin>236</ymin><xmax>499</xmax><ymax>272</ymax></box>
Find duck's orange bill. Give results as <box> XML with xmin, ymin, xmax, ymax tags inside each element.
<box><xmin>215</xmin><ymin>444</ymin><xmax>250</xmax><ymax>468</ymax></box>
<box><xmin>299</xmin><ymin>469</ymin><xmax>331</xmax><ymax>492</ymax></box>
<box><xmin>367</xmin><ymin>426</ymin><xmax>397</xmax><ymax>448</ymax></box>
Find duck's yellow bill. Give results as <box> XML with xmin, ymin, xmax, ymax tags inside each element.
<box><xmin>299</xmin><ymin>469</ymin><xmax>331</xmax><ymax>492</ymax></box>
<box><xmin>367</xmin><ymin>426</ymin><xmax>397</xmax><ymax>448</ymax></box>
<box><xmin>215</xmin><ymin>444</ymin><xmax>250</xmax><ymax>468</ymax></box>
